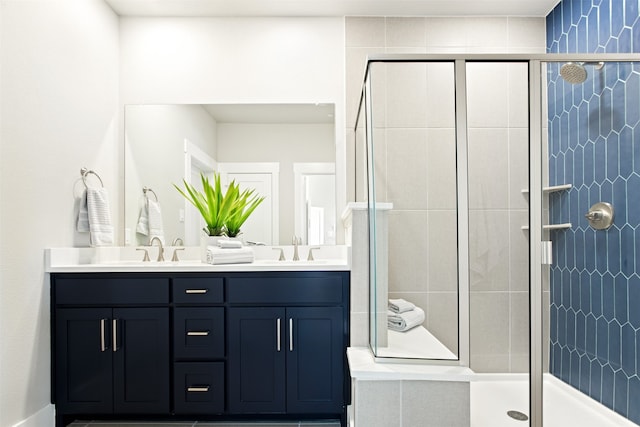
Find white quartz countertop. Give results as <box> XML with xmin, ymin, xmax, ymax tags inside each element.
<box><xmin>45</xmin><ymin>245</ymin><xmax>350</xmax><ymax>273</ymax></box>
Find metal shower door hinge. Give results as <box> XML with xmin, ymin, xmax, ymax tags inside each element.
<box><xmin>541</xmin><ymin>241</ymin><xmax>553</xmax><ymax>265</ymax></box>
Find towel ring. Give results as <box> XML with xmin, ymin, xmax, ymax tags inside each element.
<box><xmin>143</xmin><ymin>187</ymin><xmax>159</xmax><ymax>201</ymax></box>
<box><xmin>80</xmin><ymin>167</ymin><xmax>104</xmax><ymax>188</ymax></box>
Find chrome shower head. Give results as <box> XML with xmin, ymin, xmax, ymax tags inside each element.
<box><xmin>559</xmin><ymin>61</ymin><xmax>604</xmax><ymax>84</ymax></box>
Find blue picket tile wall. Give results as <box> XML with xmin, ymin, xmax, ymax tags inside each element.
<box><xmin>547</xmin><ymin>0</ymin><xmax>640</xmax><ymax>423</ymax></box>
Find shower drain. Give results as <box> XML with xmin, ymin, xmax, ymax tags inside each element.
<box><xmin>507</xmin><ymin>410</ymin><xmax>529</xmax><ymax>421</ymax></box>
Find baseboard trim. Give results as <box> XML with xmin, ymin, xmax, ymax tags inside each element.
<box><xmin>12</xmin><ymin>404</ymin><xmax>54</xmax><ymax>427</ymax></box>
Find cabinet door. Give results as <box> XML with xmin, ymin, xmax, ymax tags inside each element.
<box><xmin>55</xmin><ymin>308</ymin><xmax>113</xmax><ymax>413</ymax></box>
<box><xmin>286</xmin><ymin>306</ymin><xmax>344</xmax><ymax>413</ymax></box>
<box><xmin>112</xmin><ymin>308</ymin><xmax>170</xmax><ymax>413</ymax></box>
<box><xmin>228</xmin><ymin>307</ymin><xmax>286</xmax><ymax>413</ymax></box>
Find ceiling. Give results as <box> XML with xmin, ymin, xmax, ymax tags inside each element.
<box><xmin>104</xmin><ymin>0</ymin><xmax>561</xmax><ymax>18</ymax></box>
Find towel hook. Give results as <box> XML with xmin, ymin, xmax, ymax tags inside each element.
<box><xmin>80</xmin><ymin>167</ymin><xmax>104</xmax><ymax>188</ymax></box>
<box><xmin>143</xmin><ymin>187</ymin><xmax>159</xmax><ymax>201</ymax></box>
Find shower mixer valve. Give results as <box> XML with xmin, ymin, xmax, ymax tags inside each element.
<box><xmin>585</xmin><ymin>202</ymin><xmax>614</xmax><ymax>230</ymax></box>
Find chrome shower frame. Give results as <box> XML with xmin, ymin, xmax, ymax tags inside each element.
<box><xmin>357</xmin><ymin>52</ymin><xmax>640</xmax><ymax>427</ymax></box>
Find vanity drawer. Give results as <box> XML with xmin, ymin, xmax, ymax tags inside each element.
<box><xmin>174</xmin><ymin>362</ymin><xmax>225</xmax><ymax>414</ymax></box>
<box><xmin>54</xmin><ymin>276</ymin><xmax>169</xmax><ymax>305</ymax></box>
<box><xmin>227</xmin><ymin>274</ymin><xmax>343</xmax><ymax>304</ymax></box>
<box><xmin>174</xmin><ymin>308</ymin><xmax>225</xmax><ymax>360</ymax></box>
<box><xmin>173</xmin><ymin>277</ymin><xmax>224</xmax><ymax>304</ymax></box>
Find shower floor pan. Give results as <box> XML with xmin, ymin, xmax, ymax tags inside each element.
<box><xmin>471</xmin><ymin>373</ymin><xmax>637</xmax><ymax>427</ymax></box>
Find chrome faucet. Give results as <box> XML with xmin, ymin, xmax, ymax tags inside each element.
<box><xmin>292</xmin><ymin>236</ymin><xmax>301</xmax><ymax>261</ymax></box>
<box><xmin>171</xmin><ymin>237</ymin><xmax>184</xmax><ymax>246</ymax></box>
<box><xmin>150</xmin><ymin>236</ymin><xmax>164</xmax><ymax>262</ymax></box>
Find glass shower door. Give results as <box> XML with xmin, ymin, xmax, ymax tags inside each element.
<box><xmin>364</xmin><ymin>59</ymin><xmax>460</xmax><ymax>361</ymax></box>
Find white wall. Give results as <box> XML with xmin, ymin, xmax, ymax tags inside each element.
<box><xmin>119</xmin><ymin>17</ymin><xmax>347</xmax><ymax>242</ymax></box>
<box><xmin>0</xmin><ymin>1</ymin><xmax>119</xmax><ymax>425</ymax></box>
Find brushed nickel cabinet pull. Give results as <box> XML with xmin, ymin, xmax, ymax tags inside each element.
<box><xmin>185</xmin><ymin>289</ymin><xmax>208</xmax><ymax>294</ymax></box>
<box><xmin>289</xmin><ymin>318</ymin><xmax>294</xmax><ymax>352</ymax></box>
<box><xmin>187</xmin><ymin>331</ymin><xmax>210</xmax><ymax>336</ymax></box>
<box><xmin>276</xmin><ymin>318</ymin><xmax>281</xmax><ymax>352</ymax></box>
<box><xmin>112</xmin><ymin>319</ymin><xmax>118</xmax><ymax>352</ymax></box>
<box><xmin>187</xmin><ymin>386</ymin><xmax>210</xmax><ymax>392</ymax></box>
<box><xmin>100</xmin><ymin>318</ymin><xmax>107</xmax><ymax>352</ymax></box>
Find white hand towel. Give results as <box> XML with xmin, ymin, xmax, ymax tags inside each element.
<box><xmin>86</xmin><ymin>187</ymin><xmax>114</xmax><ymax>246</ymax></box>
<box><xmin>136</xmin><ymin>202</ymin><xmax>149</xmax><ymax>236</ymax></box>
<box><xmin>388</xmin><ymin>298</ymin><xmax>416</xmax><ymax>314</ymax></box>
<box><xmin>206</xmin><ymin>246</ymin><xmax>254</xmax><ymax>265</ymax></box>
<box><xmin>76</xmin><ymin>189</ymin><xmax>90</xmax><ymax>232</ymax></box>
<box><xmin>147</xmin><ymin>199</ymin><xmax>165</xmax><ymax>245</ymax></box>
<box><xmin>387</xmin><ymin>307</ymin><xmax>425</xmax><ymax>332</ymax></box>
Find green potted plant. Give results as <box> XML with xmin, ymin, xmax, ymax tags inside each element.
<box><xmin>174</xmin><ymin>172</ymin><xmax>235</xmax><ymax>237</ymax></box>
<box><xmin>224</xmin><ymin>181</ymin><xmax>265</xmax><ymax>239</ymax></box>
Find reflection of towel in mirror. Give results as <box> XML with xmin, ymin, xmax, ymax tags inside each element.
<box><xmin>206</xmin><ymin>246</ymin><xmax>254</xmax><ymax>265</ymax></box>
<box><xmin>77</xmin><ymin>188</ymin><xmax>114</xmax><ymax>246</ymax></box>
<box><xmin>387</xmin><ymin>307</ymin><xmax>425</xmax><ymax>332</ymax></box>
<box><xmin>388</xmin><ymin>298</ymin><xmax>416</xmax><ymax>314</ymax></box>
<box><xmin>137</xmin><ymin>198</ymin><xmax>165</xmax><ymax>245</ymax></box>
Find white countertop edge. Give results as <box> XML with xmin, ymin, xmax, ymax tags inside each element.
<box><xmin>46</xmin><ymin>263</ymin><xmax>351</xmax><ymax>273</ymax></box>
<box><xmin>347</xmin><ymin>347</ymin><xmax>474</xmax><ymax>382</ymax></box>
<box><xmin>45</xmin><ymin>247</ymin><xmax>351</xmax><ymax>273</ymax></box>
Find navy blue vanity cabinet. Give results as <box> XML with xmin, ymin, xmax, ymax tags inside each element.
<box><xmin>51</xmin><ymin>271</ymin><xmax>350</xmax><ymax>426</ymax></box>
<box><xmin>227</xmin><ymin>272</ymin><xmax>349</xmax><ymax>418</ymax></box>
<box><xmin>52</xmin><ymin>275</ymin><xmax>170</xmax><ymax>424</ymax></box>
<box><xmin>172</xmin><ymin>277</ymin><xmax>226</xmax><ymax>414</ymax></box>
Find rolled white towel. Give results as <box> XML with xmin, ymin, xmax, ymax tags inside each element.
<box><xmin>387</xmin><ymin>307</ymin><xmax>425</xmax><ymax>332</ymax></box>
<box><xmin>206</xmin><ymin>246</ymin><xmax>254</xmax><ymax>265</ymax></box>
<box><xmin>388</xmin><ymin>298</ymin><xmax>416</xmax><ymax>314</ymax></box>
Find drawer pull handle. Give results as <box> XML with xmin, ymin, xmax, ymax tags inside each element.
<box><xmin>289</xmin><ymin>318</ymin><xmax>294</xmax><ymax>352</ymax></box>
<box><xmin>187</xmin><ymin>386</ymin><xmax>210</xmax><ymax>392</ymax></box>
<box><xmin>187</xmin><ymin>331</ymin><xmax>210</xmax><ymax>336</ymax></box>
<box><xmin>112</xmin><ymin>319</ymin><xmax>118</xmax><ymax>352</ymax></box>
<box><xmin>100</xmin><ymin>318</ymin><xmax>107</xmax><ymax>352</ymax></box>
<box><xmin>185</xmin><ymin>289</ymin><xmax>208</xmax><ymax>294</ymax></box>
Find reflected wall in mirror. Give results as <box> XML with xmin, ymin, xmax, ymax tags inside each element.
<box><xmin>124</xmin><ymin>104</ymin><xmax>336</xmax><ymax>246</ymax></box>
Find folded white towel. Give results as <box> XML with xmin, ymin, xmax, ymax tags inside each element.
<box><xmin>218</xmin><ymin>239</ymin><xmax>243</xmax><ymax>249</ymax></box>
<box><xmin>206</xmin><ymin>246</ymin><xmax>254</xmax><ymax>265</ymax></box>
<box><xmin>86</xmin><ymin>187</ymin><xmax>114</xmax><ymax>246</ymax></box>
<box><xmin>387</xmin><ymin>307</ymin><xmax>425</xmax><ymax>332</ymax></box>
<box><xmin>389</xmin><ymin>298</ymin><xmax>416</xmax><ymax>314</ymax></box>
